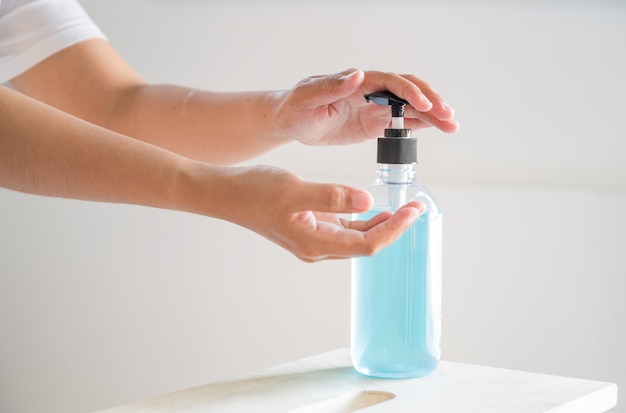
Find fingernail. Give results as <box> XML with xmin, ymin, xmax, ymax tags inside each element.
<box><xmin>407</xmin><ymin>202</ymin><xmax>426</xmax><ymax>217</ymax></box>
<box><xmin>420</xmin><ymin>94</ymin><xmax>433</xmax><ymax>110</ymax></box>
<box><xmin>448</xmin><ymin>120</ymin><xmax>461</xmax><ymax>133</ymax></box>
<box><xmin>441</xmin><ymin>101</ymin><xmax>455</xmax><ymax>118</ymax></box>
<box><xmin>352</xmin><ymin>192</ymin><xmax>372</xmax><ymax>211</ymax></box>
<box><xmin>342</xmin><ymin>70</ymin><xmax>362</xmax><ymax>81</ymax></box>
<box><xmin>403</xmin><ymin>208</ymin><xmax>421</xmax><ymax>227</ymax></box>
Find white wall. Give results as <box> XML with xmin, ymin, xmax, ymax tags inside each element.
<box><xmin>1</xmin><ymin>1</ymin><xmax>625</xmax><ymax>412</ymax></box>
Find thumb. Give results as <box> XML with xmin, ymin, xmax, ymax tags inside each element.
<box><xmin>294</xmin><ymin>69</ymin><xmax>364</xmax><ymax>108</ymax></box>
<box><xmin>289</xmin><ymin>181</ymin><xmax>372</xmax><ymax>214</ymax></box>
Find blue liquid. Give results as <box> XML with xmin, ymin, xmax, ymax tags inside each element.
<box><xmin>351</xmin><ymin>211</ymin><xmax>442</xmax><ymax>379</ymax></box>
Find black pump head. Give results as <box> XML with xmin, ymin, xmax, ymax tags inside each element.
<box><xmin>365</xmin><ymin>91</ymin><xmax>408</xmax><ymax>118</ymax></box>
<box><xmin>365</xmin><ymin>91</ymin><xmax>417</xmax><ymax>165</ymax></box>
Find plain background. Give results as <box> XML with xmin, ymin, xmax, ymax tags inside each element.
<box><xmin>1</xmin><ymin>0</ymin><xmax>625</xmax><ymax>412</ymax></box>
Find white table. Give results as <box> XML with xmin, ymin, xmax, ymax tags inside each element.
<box><xmin>95</xmin><ymin>349</ymin><xmax>617</xmax><ymax>412</ymax></box>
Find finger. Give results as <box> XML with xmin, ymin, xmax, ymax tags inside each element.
<box><xmin>362</xmin><ymin>71</ymin><xmax>458</xmax><ymax>125</ymax></box>
<box><xmin>344</xmin><ymin>200</ymin><xmax>424</xmax><ymax>232</ymax></box>
<box><xmin>359</xmin><ymin>204</ymin><xmax>423</xmax><ymax>254</ymax></box>
<box><xmin>405</xmin><ymin>113</ymin><xmax>460</xmax><ymax>134</ymax></box>
<box><xmin>288</xmin><ymin>181</ymin><xmax>373</xmax><ymax>214</ymax></box>
<box><xmin>334</xmin><ymin>203</ymin><xmax>424</xmax><ymax>257</ymax></box>
<box><xmin>293</xmin><ymin>69</ymin><xmax>365</xmax><ymax>109</ymax></box>
<box><xmin>362</xmin><ymin>71</ymin><xmax>433</xmax><ymax>112</ymax></box>
<box><xmin>400</xmin><ymin>73</ymin><xmax>456</xmax><ymax>121</ymax></box>
<box><xmin>342</xmin><ymin>210</ymin><xmax>394</xmax><ymax>231</ymax></box>
<box><xmin>293</xmin><ymin>203</ymin><xmax>424</xmax><ymax>261</ymax></box>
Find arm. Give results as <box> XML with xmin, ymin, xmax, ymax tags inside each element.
<box><xmin>9</xmin><ymin>39</ymin><xmax>290</xmax><ymax>165</ymax></box>
<box><xmin>0</xmin><ymin>84</ymin><xmax>191</xmax><ymax>208</ymax></box>
<box><xmin>10</xmin><ymin>40</ymin><xmax>458</xmax><ymax>165</ymax></box>
<box><xmin>0</xmin><ymin>85</ymin><xmax>421</xmax><ymax>261</ymax></box>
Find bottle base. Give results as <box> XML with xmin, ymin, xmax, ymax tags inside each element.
<box><xmin>353</xmin><ymin>360</ymin><xmax>438</xmax><ymax>379</ymax></box>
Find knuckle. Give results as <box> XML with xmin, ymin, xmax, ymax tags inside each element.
<box><xmin>326</xmin><ymin>186</ymin><xmax>345</xmax><ymax>212</ymax></box>
<box><xmin>362</xmin><ymin>244</ymin><xmax>379</xmax><ymax>257</ymax></box>
<box><xmin>272</xmin><ymin>170</ymin><xmax>300</xmax><ymax>204</ymax></box>
<box><xmin>360</xmin><ymin>236</ymin><xmax>385</xmax><ymax>257</ymax></box>
<box><xmin>297</xmin><ymin>255</ymin><xmax>317</xmax><ymax>264</ymax></box>
<box><xmin>293</xmin><ymin>244</ymin><xmax>320</xmax><ymax>263</ymax></box>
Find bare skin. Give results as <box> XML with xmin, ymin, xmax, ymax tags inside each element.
<box><xmin>2</xmin><ymin>39</ymin><xmax>458</xmax><ymax>262</ymax></box>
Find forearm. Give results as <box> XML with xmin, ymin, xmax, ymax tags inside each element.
<box><xmin>107</xmin><ymin>84</ymin><xmax>291</xmax><ymax>165</ymax></box>
<box><xmin>0</xmin><ymin>85</ymin><xmax>220</xmax><ymax>215</ymax></box>
<box><xmin>9</xmin><ymin>40</ymin><xmax>291</xmax><ymax>165</ymax></box>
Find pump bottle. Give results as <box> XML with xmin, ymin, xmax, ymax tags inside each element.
<box><xmin>351</xmin><ymin>91</ymin><xmax>442</xmax><ymax>379</ymax></box>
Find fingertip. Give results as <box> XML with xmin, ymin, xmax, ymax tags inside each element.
<box><xmin>402</xmin><ymin>200</ymin><xmax>427</xmax><ymax>215</ymax></box>
<box><xmin>404</xmin><ymin>206</ymin><xmax>422</xmax><ymax>224</ymax></box>
<box><xmin>343</xmin><ymin>68</ymin><xmax>364</xmax><ymax>83</ymax></box>
<box><xmin>416</xmin><ymin>202</ymin><xmax>427</xmax><ymax>215</ymax></box>
<box><xmin>410</xmin><ymin>93</ymin><xmax>433</xmax><ymax>112</ymax></box>
<box><xmin>340</xmin><ymin>69</ymin><xmax>365</xmax><ymax>95</ymax></box>
<box><xmin>315</xmin><ymin>69</ymin><xmax>364</xmax><ymax>103</ymax></box>
<box><xmin>432</xmin><ymin>101</ymin><xmax>459</xmax><ymax>133</ymax></box>
<box><xmin>351</xmin><ymin>190</ymin><xmax>373</xmax><ymax>212</ymax></box>
<box><xmin>401</xmin><ymin>84</ymin><xmax>433</xmax><ymax>112</ymax></box>
<box><xmin>396</xmin><ymin>203</ymin><xmax>425</xmax><ymax>227</ymax></box>
<box><xmin>452</xmin><ymin>120</ymin><xmax>460</xmax><ymax>132</ymax></box>
<box><xmin>440</xmin><ymin>102</ymin><xmax>456</xmax><ymax>119</ymax></box>
<box><xmin>444</xmin><ymin>119</ymin><xmax>460</xmax><ymax>134</ymax></box>
<box><xmin>420</xmin><ymin>95</ymin><xmax>434</xmax><ymax>112</ymax></box>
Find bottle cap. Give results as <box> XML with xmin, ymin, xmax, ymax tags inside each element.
<box><xmin>377</xmin><ymin>137</ymin><xmax>417</xmax><ymax>164</ymax></box>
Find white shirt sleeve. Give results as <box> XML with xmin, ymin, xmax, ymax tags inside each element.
<box><xmin>0</xmin><ymin>0</ymin><xmax>107</xmax><ymax>84</ymax></box>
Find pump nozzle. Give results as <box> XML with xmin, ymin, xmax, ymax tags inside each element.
<box><xmin>365</xmin><ymin>91</ymin><xmax>408</xmax><ymax>129</ymax></box>
<box><xmin>365</xmin><ymin>91</ymin><xmax>416</xmax><ymax>165</ymax></box>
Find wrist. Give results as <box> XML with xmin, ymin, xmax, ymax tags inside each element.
<box><xmin>265</xmin><ymin>89</ymin><xmax>292</xmax><ymax>145</ymax></box>
<box><xmin>172</xmin><ymin>160</ymin><xmax>253</xmax><ymax>226</ymax></box>
<box><xmin>172</xmin><ymin>159</ymin><xmax>224</xmax><ymax>218</ymax></box>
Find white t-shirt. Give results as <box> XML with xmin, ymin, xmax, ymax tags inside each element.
<box><xmin>0</xmin><ymin>0</ymin><xmax>106</xmax><ymax>84</ymax></box>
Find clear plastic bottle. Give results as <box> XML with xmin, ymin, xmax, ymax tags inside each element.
<box><xmin>351</xmin><ymin>92</ymin><xmax>442</xmax><ymax>379</ymax></box>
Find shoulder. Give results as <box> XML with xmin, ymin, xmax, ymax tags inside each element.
<box><xmin>0</xmin><ymin>0</ymin><xmax>107</xmax><ymax>84</ymax></box>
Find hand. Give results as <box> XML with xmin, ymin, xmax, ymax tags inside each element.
<box><xmin>275</xmin><ymin>68</ymin><xmax>459</xmax><ymax>147</ymax></box>
<box><xmin>212</xmin><ymin>165</ymin><xmax>425</xmax><ymax>262</ymax></box>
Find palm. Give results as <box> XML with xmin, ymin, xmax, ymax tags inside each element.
<box><xmin>287</xmin><ymin>210</ymin><xmax>365</xmax><ymax>262</ymax></box>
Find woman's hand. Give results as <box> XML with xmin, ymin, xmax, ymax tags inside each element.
<box><xmin>275</xmin><ymin>68</ymin><xmax>459</xmax><ymax>147</ymax></box>
<box><xmin>199</xmin><ymin>165</ymin><xmax>425</xmax><ymax>262</ymax></box>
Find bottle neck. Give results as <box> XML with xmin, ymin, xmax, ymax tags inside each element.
<box><xmin>377</xmin><ymin>163</ymin><xmax>416</xmax><ymax>184</ymax></box>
